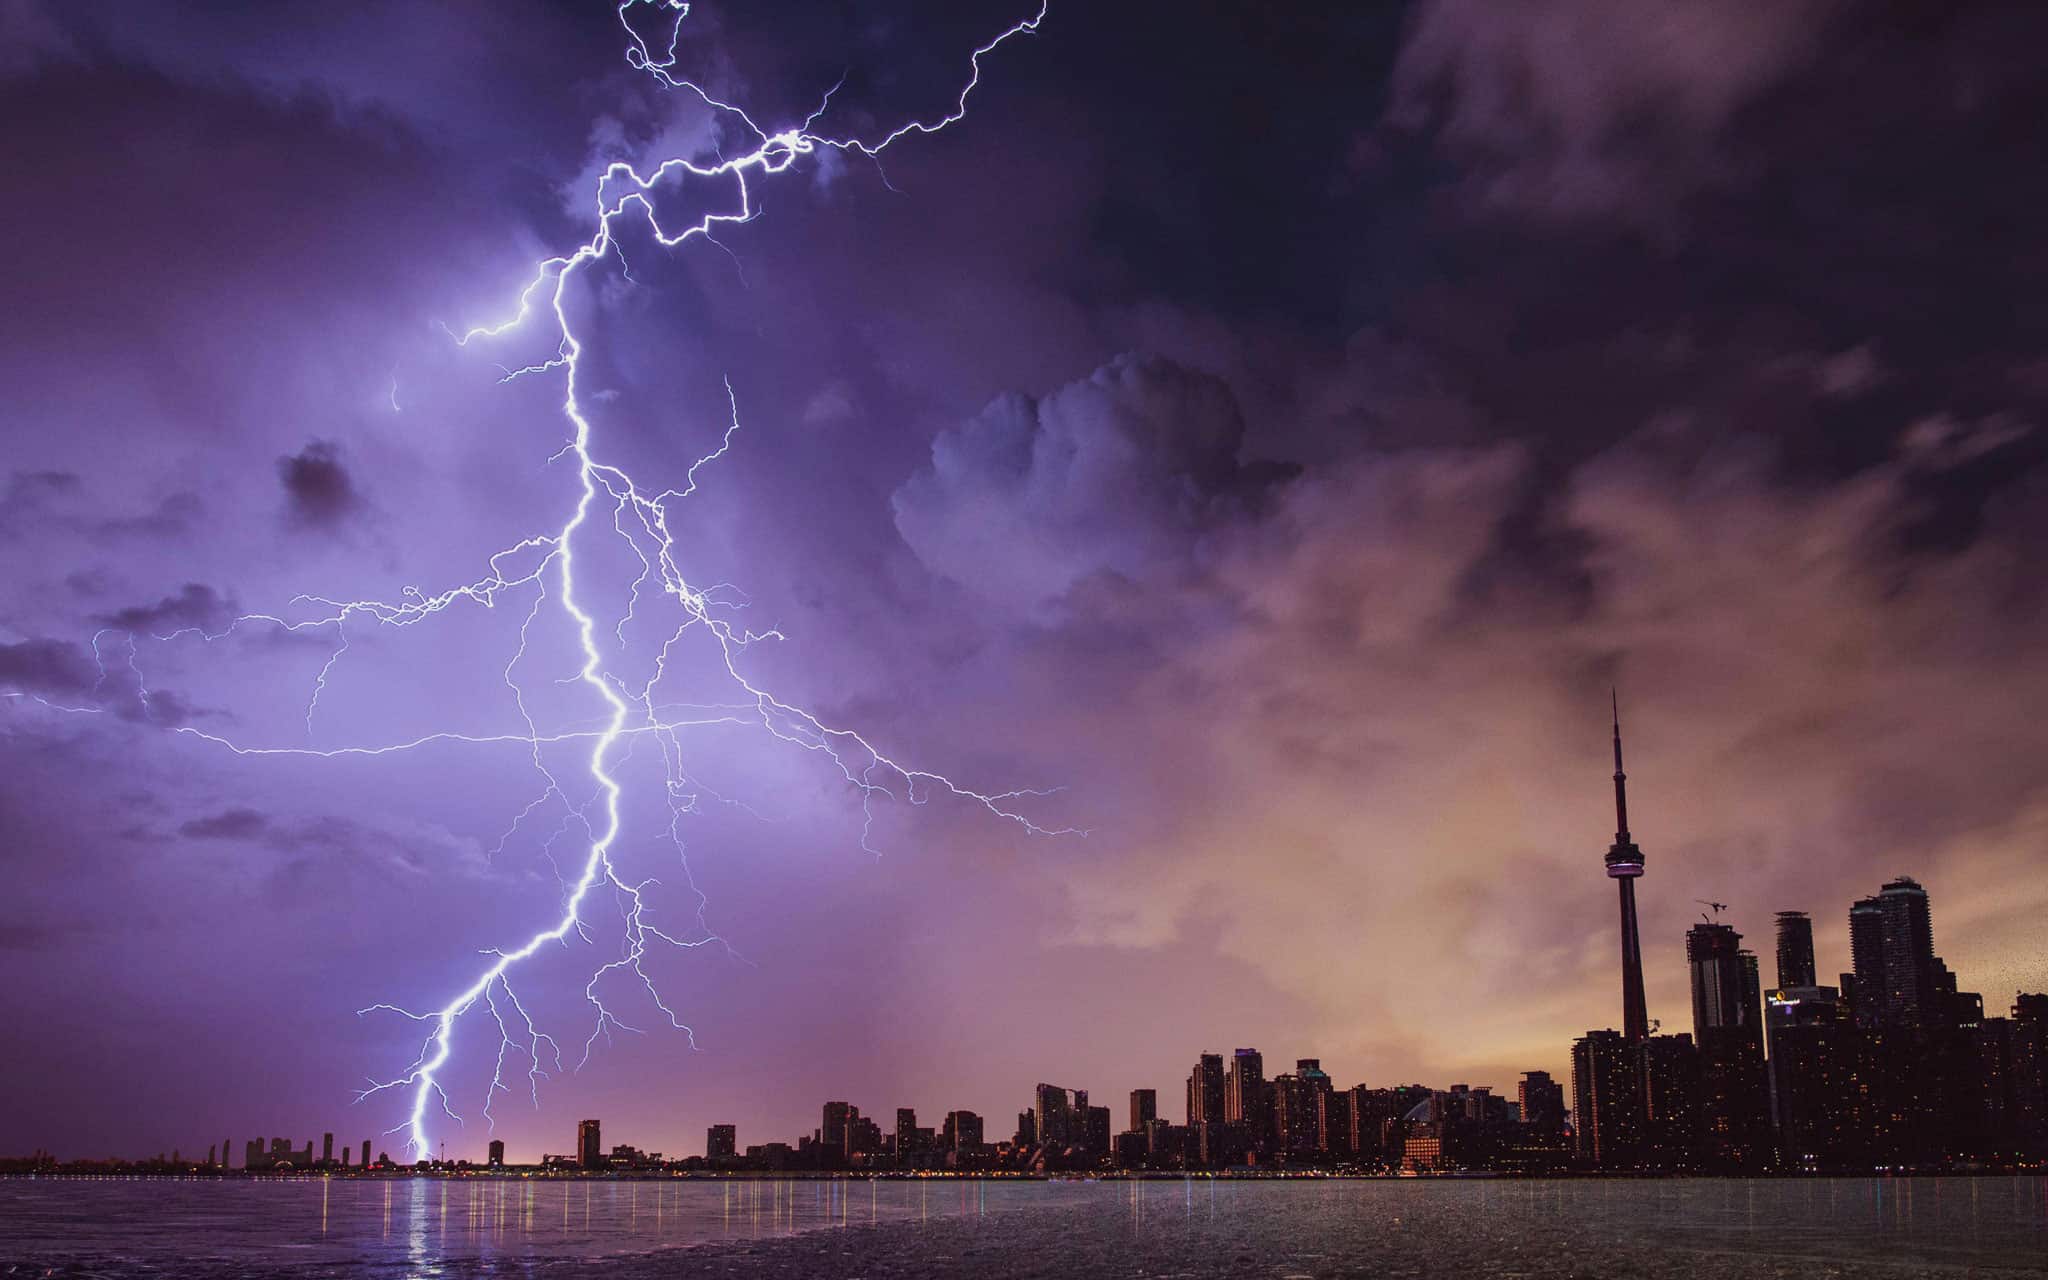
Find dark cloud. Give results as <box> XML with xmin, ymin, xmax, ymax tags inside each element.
<box><xmin>177</xmin><ymin>806</ymin><xmax>484</xmax><ymax>892</ymax></box>
<box><xmin>177</xmin><ymin>807</ymin><xmax>271</xmax><ymax>841</ymax></box>
<box><xmin>3</xmin><ymin>469</ymin><xmax>79</xmax><ymax>501</ymax></box>
<box><xmin>100</xmin><ymin>583</ymin><xmax>236</xmax><ymax>636</ymax></box>
<box><xmin>0</xmin><ymin>638</ymin><xmax>96</xmax><ymax>698</ymax></box>
<box><xmin>277</xmin><ymin>441</ymin><xmax>364</xmax><ymax>531</ymax></box>
<box><xmin>1388</xmin><ymin>0</ymin><xmax>1839</xmax><ymax>225</ymax></box>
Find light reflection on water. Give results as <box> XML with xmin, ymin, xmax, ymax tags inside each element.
<box><xmin>0</xmin><ymin>1175</ymin><xmax>2044</xmax><ymax>1275</ymax></box>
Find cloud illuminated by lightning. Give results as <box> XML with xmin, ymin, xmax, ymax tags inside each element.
<box><xmin>31</xmin><ymin>0</ymin><xmax>1061</xmax><ymax>1161</ymax></box>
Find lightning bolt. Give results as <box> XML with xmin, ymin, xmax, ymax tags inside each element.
<box><xmin>20</xmin><ymin>0</ymin><xmax>1064</xmax><ymax>1161</ymax></box>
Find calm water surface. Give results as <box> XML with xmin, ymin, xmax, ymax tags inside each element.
<box><xmin>0</xmin><ymin>1175</ymin><xmax>1072</xmax><ymax>1270</ymax></box>
<box><xmin>1</xmin><ymin>1175</ymin><xmax>2044</xmax><ymax>1276</ymax></box>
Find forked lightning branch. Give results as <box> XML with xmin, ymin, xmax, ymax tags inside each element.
<box><xmin>60</xmin><ymin>0</ymin><xmax>1063</xmax><ymax>1160</ymax></box>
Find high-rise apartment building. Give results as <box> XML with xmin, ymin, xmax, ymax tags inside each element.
<box><xmin>1270</xmin><ymin>1072</ymin><xmax>1316</xmax><ymax>1157</ymax></box>
<box><xmin>1034</xmin><ymin>1084</ymin><xmax>1075</xmax><ymax>1150</ymax></box>
<box><xmin>1687</xmin><ymin>920</ymin><xmax>1768</xmax><ymax>1168</ymax></box>
<box><xmin>1640</xmin><ymin>1032</ymin><xmax>1702</xmax><ymax>1170</ymax></box>
<box><xmin>577</xmin><ymin>1119</ymin><xmax>602</xmax><ymax>1169</ymax></box>
<box><xmin>1129</xmin><ymin>1089</ymin><xmax>1156</xmax><ymax>1133</ymax></box>
<box><xmin>1317</xmin><ymin>1087</ymin><xmax>1354</xmax><ymax>1156</ymax></box>
<box><xmin>1186</xmin><ymin>1052</ymin><xmax>1225</xmax><ymax>1126</ymax></box>
<box><xmin>706</xmin><ymin>1125</ymin><xmax>737</xmax><ymax>1160</ymax></box>
<box><xmin>1851</xmin><ymin>877</ymin><xmax>1944</xmax><ymax>1029</ymax></box>
<box><xmin>1225</xmin><ymin>1048</ymin><xmax>1267</xmax><ymax>1142</ymax></box>
<box><xmin>1775</xmin><ymin>911</ymin><xmax>1816</xmax><ymax>988</ymax></box>
<box><xmin>821</xmin><ymin>1101</ymin><xmax>853</xmax><ymax>1157</ymax></box>
<box><xmin>1572</xmin><ymin>1029</ymin><xmax>1644</xmax><ymax>1168</ymax></box>
<box><xmin>1518</xmin><ymin>1071</ymin><xmax>1566</xmax><ymax>1132</ymax></box>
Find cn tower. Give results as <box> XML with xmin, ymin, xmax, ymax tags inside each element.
<box><xmin>1605</xmin><ymin>691</ymin><xmax>1649</xmax><ymax>1041</ymax></box>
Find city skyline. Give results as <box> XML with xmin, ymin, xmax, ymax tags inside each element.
<box><xmin>6</xmin><ymin>694</ymin><xmax>2046</xmax><ymax>1168</ymax></box>
<box><xmin>17</xmin><ymin>756</ymin><xmax>2037</xmax><ymax>1171</ymax></box>
<box><xmin>7</xmin><ymin>0</ymin><xmax>2048</xmax><ymax>1170</ymax></box>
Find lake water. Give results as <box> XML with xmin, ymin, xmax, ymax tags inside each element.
<box><xmin>2</xmin><ymin>1176</ymin><xmax>2044</xmax><ymax>1277</ymax></box>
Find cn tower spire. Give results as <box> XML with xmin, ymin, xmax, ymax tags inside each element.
<box><xmin>1604</xmin><ymin>688</ymin><xmax>1649</xmax><ymax>1042</ymax></box>
<box><xmin>1612</xmin><ymin>688</ymin><xmax>1630</xmax><ymax>842</ymax></box>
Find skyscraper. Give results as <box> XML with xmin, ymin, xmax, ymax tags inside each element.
<box><xmin>577</xmin><ymin>1119</ymin><xmax>602</xmax><ymax>1169</ymax></box>
<box><xmin>1225</xmin><ymin>1048</ymin><xmax>1266</xmax><ymax>1133</ymax></box>
<box><xmin>1852</xmin><ymin>877</ymin><xmax>1943</xmax><ymax>1029</ymax></box>
<box><xmin>1688</xmin><ymin>921</ymin><xmax>1754</xmax><ymax>1036</ymax></box>
<box><xmin>1129</xmin><ymin>1089</ymin><xmax>1157</xmax><ymax>1133</ymax></box>
<box><xmin>362</xmin><ymin>1139</ymin><xmax>371</xmax><ymax>1169</ymax></box>
<box><xmin>706</xmin><ymin>1125</ymin><xmax>737</xmax><ymax>1160</ymax></box>
<box><xmin>1604</xmin><ymin>693</ymin><xmax>1650</xmax><ymax>1042</ymax></box>
<box><xmin>1034</xmin><ymin>1084</ymin><xmax>1075</xmax><ymax>1150</ymax></box>
<box><xmin>2012</xmin><ymin>994</ymin><xmax>2048</xmax><ymax>1161</ymax></box>
<box><xmin>321</xmin><ymin>1133</ymin><xmax>333</xmax><ymax>1165</ymax></box>
<box><xmin>1687</xmin><ymin>921</ymin><xmax>1769</xmax><ymax>1168</ymax></box>
<box><xmin>1639</xmin><ymin>1032</ymin><xmax>1703</xmax><ymax>1170</ymax></box>
<box><xmin>1571</xmin><ymin>1029</ymin><xmax>1644</xmax><ymax>1168</ymax></box>
<box><xmin>1848</xmin><ymin>895</ymin><xmax>1885</xmax><ymax>1026</ymax></box>
<box><xmin>821</xmin><ymin>1102</ymin><xmax>853</xmax><ymax>1158</ymax></box>
<box><xmin>1518</xmin><ymin>1071</ymin><xmax>1566</xmax><ymax>1133</ymax></box>
<box><xmin>1775</xmin><ymin>911</ymin><xmax>1817</xmax><ymax>989</ymax></box>
<box><xmin>487</xmin><ymin>1139</ymin><xmax>505</xmax><ymax>1167</ymax></box>
<box><xmin>1186</xmin><ymin>1052</ymin><xmax>1225</xmax><ymax>1126</ymax></box>
<box><xmin>1084</xmin><ymin>1102</ymin><xmax>1112</xmax><ymax>1158</ymax></box>
<box><xmin>1318</xmin><ymin>1088</ymin><xmax>1354</xmax><ymax>1156</ymax></box>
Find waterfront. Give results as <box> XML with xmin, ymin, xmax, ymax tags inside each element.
<box><xmin>2</xmin><ymin>1176</ymin><xmax>2045</xmax><ymax>1277</ymax></box>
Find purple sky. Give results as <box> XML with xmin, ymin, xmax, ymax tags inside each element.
<box><xmin>4</xmin><ymin>0</ymin><xmax>2047</xmax><ymax>1164</ymax></box>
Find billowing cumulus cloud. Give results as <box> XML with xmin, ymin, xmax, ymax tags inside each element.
<box><xmin>892</xmin><ymin>355</ymin><xmax>1288</xmax><ymax>617</ymax></box>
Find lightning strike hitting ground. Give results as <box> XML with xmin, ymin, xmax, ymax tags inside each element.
<box><xmin>29</xmin><ymin>0</ymin><xmax>1062</xmax><ymax>1161</ymax></box>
